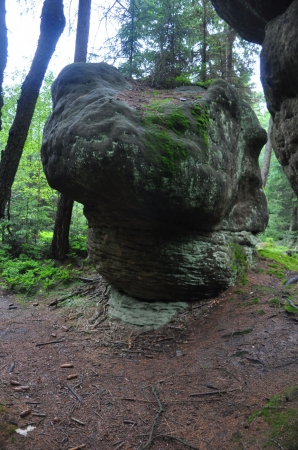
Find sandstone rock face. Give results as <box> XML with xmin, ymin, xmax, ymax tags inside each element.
<box><xmin>210</xmin><ymin>0</ymin><xmax>293</xmax><ymax>44</ymax></box>
<box><xmin>209</xmin><ymin>0</ymin><xmax>298</xmax><ymax>202</ymax></box>
<box><xmin>261</xmin><ymin>1</ymin><xmax>298</xmax><ymax>196</ymax></box>
<box><xmin>42</xmin><ymin>62</ymin><xmax>267</xmax><ymax>301</ymax></box>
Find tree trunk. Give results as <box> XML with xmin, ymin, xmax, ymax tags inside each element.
<box><xmin>0</xmin><ymin>0</ymin><xmax>8</xmax><ymax>131</ymax></box>
<box><xmin>225</xmin><ymin>25</ymin><xmax>236</xmax><ymax>82</ymax></box>
<box><xmin>51</xmin><ymin>193</ymin><xmax>74</xmax><ymax>259</ymax></box>
<box><xmin>0</xmin><ymin>0</ymin><xmax>65</xmax><ymax>219</ymax></box>
<box><xmin>74</xmin><ymin>0</ymin><xmax>91</xmax><ymax>62</ymax></box>
<box><xmin>261</xmin><ymin>116</ymin><xmax>273</xmax><ymax>188</ymax></box>
<box><xmin>200</xmin><ymin>0</ymin><xmax>207</xmax><ymax>82</ymax></box>
<box><xmin>51</xmin><ymin>0</ymin><xmax>91</xmax><ymax>260</ymax></box>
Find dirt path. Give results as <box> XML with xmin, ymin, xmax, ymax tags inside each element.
<box><xmin>1</xmin><ymin>257</ymin><xmax>298</xmax><ymax>450</ymax></box>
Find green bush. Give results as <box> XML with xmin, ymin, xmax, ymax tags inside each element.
<box><xmin>0</xmin><ymin>255</ymin><xmax>76</xmax><ymax>294</ymax></box>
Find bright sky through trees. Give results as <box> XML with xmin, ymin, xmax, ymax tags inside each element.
<box><xmin>5</xmin><ymin>2</ymin><xmax>263</xmax><ymax>90</ymax></box>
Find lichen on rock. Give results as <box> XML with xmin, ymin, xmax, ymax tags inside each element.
<box><xmin>41</xmin><ymin>62</ymin><xmax>268</xmax><ymax>301</ymax></box>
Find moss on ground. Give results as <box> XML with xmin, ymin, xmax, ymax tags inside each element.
<box><xmin>249</xmin><ymin>387</ymin><xmax>298</xmax><ymax>449</ymax></box>
<box><xmin>0</xmin><ymin>404</ymin><xmax>16</xmax><ymax>447</ymax></box>
<box><xmin>258</xmin><ymin>247</ymin><xmax>298</xmax><ymax>273</ymax></box>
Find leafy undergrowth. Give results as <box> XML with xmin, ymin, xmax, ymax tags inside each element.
<box><xmin>0</xmin><ymin>244</ymin><xmax>94</xmax><ymax>296</ymax></box>
<box><xmin>257</xmin><ymin>241</ymin><xmax>298</xmax><ymax>278</ymax></box>
<box><xmin>249</xmin><ymin>387</ymin><xmax>298</xmax><ymax>449</ymax></box>
<box><xmin>0</xmin><ymin>404</ymin><xmax>17</xmax><ymax>448</ymax></box>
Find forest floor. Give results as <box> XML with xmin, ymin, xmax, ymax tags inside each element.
<box><xmin>1</xmin><ymin>254</ymin><xmax>298</xmax><ymax>450</ymax></box>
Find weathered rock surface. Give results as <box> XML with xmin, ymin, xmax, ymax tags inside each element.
<box><xmin>261</xmin><ymin>1</ymin><xmax>298</xmax><ymax>196</ymax></box>
<box><xmin>210</xmin><ymin>0</ymin><xmax>298</xmax><ymax>200</ymax></box>
<box><xmin>42</xmin><ymin>62</ymin><xmax>267</xmax><ymax>301</ymax></box>
<box><xmin>210</xmin><ymin>0</ymin><xmax>293</xmax><ymax>44</ymax></box>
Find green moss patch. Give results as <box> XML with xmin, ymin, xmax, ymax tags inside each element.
<box><xmin>268</xmin><ymin>298</ymin><xmax>283</xmax><ymax>308</ymax></box>
<box><xmin>140</xmin><ymin>97</ymin><xmax>211</xmax><ymax>179</ymax></box>
<box><xmin>249</xmin><ymin>387</ymin><xmax>298</xmax><ymax>449</ymax></box>
<box><xmin>258</xmin><ymin>247</ymin><xmax>298</xmax><ymax>273</ymax></box>
<box><xmin>285</xmin><ymin>299</ymin><xmax>298</xmax><ymax>314</ymax></box>
<box><xmin>144</xmin><ymin>129</ymin><xmax>188</xmax><ymax>177</ymax></box>
<box><xmin>0</xmin><ymin>404</ymin><xmax>17</xmax><ymax>447</ymax></box>
<box><xmin>190</xmin><ymin>103</ymin><xmax>209</xmax><ymax>146</ymax></box>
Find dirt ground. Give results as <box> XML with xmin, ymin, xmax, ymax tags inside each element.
<box><xmin>1</xmin><ymin>255</ymin><xmax>298</xmax><ymax>450</ymax></box>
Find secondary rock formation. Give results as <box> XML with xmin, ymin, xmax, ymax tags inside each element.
<box><xmin>210</xmin><ymin>0</ymin><xmax>293</xmax><ymax>44</ymax></box>
<box><xmin>41</xmin><ymin>62</ymin><xmax>268</xmax><ymax>301</ymax></box>
<box><xmin>210</xmin><ymin>0</ymin><xmax>298</xmax><ymax>199</ymax></box>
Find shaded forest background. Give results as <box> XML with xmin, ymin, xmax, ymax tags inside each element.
<box><xmin>0</xmin><ymin>0</ymin><xmax>296</xmax><ymax>294</ymax></box>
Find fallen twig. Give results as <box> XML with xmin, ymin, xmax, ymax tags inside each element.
<box><xmin>66</xmin><ymin>383</ymin><xmax>82</xmax><ymax>402</ymax></box>
<box><xmin>36</xmin><ymin>339</ymin><xmax>64</xmax><ymax>347</ymax></box>
<box><xmin>189</xmin><ymin>388</ymin><xmax>238</xmax><ymax>397</ymax></box>
<box><xmin>221</xmin><ymin>328</ymin><xmax>253</xmax><ymax>338</ymax></box>
<box><xmin>68</xmin><ymin>445</ymin><xmax>86</xmax><ymax>450</ymax></box>
<box><xmin>141</xmin><ymin>386</ymin><xmax>165</xmax><ymax>450</ymax></box>
<box><xmin>71</xmin><ymin>417</ymin><xmax>85</xmax><ymax>426</ymax></box>
<box><xmin>270</xmin><ymin>438</ymin><xmax>285</xmax><ymax>450</ymax></box>
<box><xmin>156</xmin><ymin>434</ymin><xmax>198</xmax><ymax>450</ymax></box>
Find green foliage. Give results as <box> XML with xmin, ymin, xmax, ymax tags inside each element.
<box><xmin>268</xmin><ymin>298</ymin><xmax>283</xmax><ymax>308</ymax></box>
<box><xmin>231</xmin><ymin>243</ymin><xmax>248</xmax><ymax>284</ymax></box>
<box><xmin>100</xmin><ymin>0</ymin><xmax>259</xmax><ymax>96</ymax></box>
<box><xmin>258</xmin><ymin>246</ymin><xmax>298</xmax><ymax>272</ymax></box>
<box><xmin>0</xmin><ymin>252</ymin><xmax>76</xmax><ymax>294</ymax></box>
<box><xmin>0</xmin><ymin>73</ymin><xmax>88</xmax><ymax>258</ymax></box>
<box><xmin>285</xmin><ymin>299</ymin><xmax>298</xmax><ymax>315</ymax></box>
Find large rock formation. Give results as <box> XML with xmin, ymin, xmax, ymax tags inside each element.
<box><xmin>210</xmin><ymin>0</ymin><xmax>298</xmax><ymax>198</ymax></box>
<box><xmin>41</xmin><ymin>62</ymin><xmax>268</xmax><ymax>301</ymax></box>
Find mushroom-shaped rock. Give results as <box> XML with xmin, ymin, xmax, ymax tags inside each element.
<box><xmin>41</xmin><ymin>62</ymin><xmax>268</xmax><ymax>301</ymax></box>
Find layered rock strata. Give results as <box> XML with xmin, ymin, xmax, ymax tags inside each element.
<box><xmin>41</xmin><ymin>62</ymin><xmax>268</xmax><ymax>301</ymax></box>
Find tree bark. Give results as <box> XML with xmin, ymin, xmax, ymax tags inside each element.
<box><xmin>200</xmin><ymin>0</ymin><xmax>207</xmax><ymax>82</ymax></box>
<box><xmin>261</xmin><ymin>116</ymin><xmax>273</xmax><ymax>188</ymax></box>
<box><xmin>0</xmin><ymin>0</ymin><xmax>65</xmax><ymax>219</ymax></box>
<box><xmin>225</xmin><ymin>25</ymin><xmax>236</xmax><ymax>82</ymax></box>
<box><xmin>74</xmin><ymin>0</ymin><xmax>91</xmax><ymax>62</ymax></box>
<box><xmin>51</xmin><ymin>193</ymin><xmax>74</xmax><ymax>259</ymax></box>
<box><xmin>51</xmin><ymin>0</ymin><xmax>91</xmax><ymax>260</ymax></box>
<box><xmin>0</xmin><ymin>0</ymin><xmax>8</xmax><ymax>131</ymax></box>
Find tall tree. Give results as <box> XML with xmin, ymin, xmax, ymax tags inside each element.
<box><xmin>0</xmin><ymin>0</ymin><xmax>65</xmax><ymax>219</ymax></box>
<box><xmin>51</xmin><ymin>0</ymin><xmax>91</xmax><ymax>260</ymax></box>
<box><xmin>0</xmin><ymin>0</ymin><xmax>7</xmax><ymax>131</ymax></box>
<box><xmin>103</xmin><ymin>0</ymin><xmax>259</xmax><ymax>94</ymax></box>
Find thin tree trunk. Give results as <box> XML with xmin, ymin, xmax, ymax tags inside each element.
<box><xmin>0</xmin><ymin>0</ymin><xmax>8</xmax><ymax>131</ymax></box>
<box><xmin>0</xmin><ymin>0</ymin><xmax>65</xmax><ymax>219</ymax></box>
<box><xmin>225</xmin><ymin>25</ymin><xmax>236</xmax><ymax>82</ymax></box>
<box><xmin>74</xmin><ymin>0</ymin><xmax>91</xmax><ymax>62</ymax></box>
<box><xmin>51</xmin><ymin>0</ymin><xmax>91</xmax><ymax>260</ymax></box>
<box><xmin>201</xmin><ymin>0</ymin><xmax>207</xmax><ymax>82</ymax></box>
<box><xmin>261</xmin><ymin>117</ymin><xmax>273</xmax><ymax>188</ymax></box>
